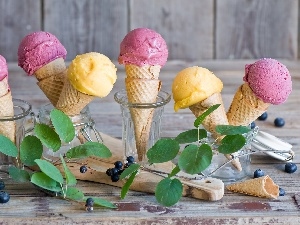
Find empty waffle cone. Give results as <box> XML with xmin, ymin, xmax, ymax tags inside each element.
<box><xmin>125</xmin><ymin>77</ymin><xmax>161</xmax><ymax>162</ymax></box>
<box><xmin>189</xmin><ymin>92</ymin><xmax>242</xmax><ymax>171</ymax></box>
<box><xmin>55</xmin><ymin>78</ymin><xmax>94</xmax><ymax>116</ymax></box>
<box><xmin>226</xmin><ymin>175</ymin><xmax>279</xmax><ymax>198</ymax></box>
<box><xmin>227</xmin><ymin>83</ymin><xmax>270</xmax><ymax>126</ymax></box>
<box><xmin>0</xmin><ymin>90</ymin><xmax>15</xmax><ymax>142</ymax></box>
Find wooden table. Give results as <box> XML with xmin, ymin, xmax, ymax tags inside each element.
<box><xmin>2</xmin><ymin>60</ymin><xmax>300</xmax><ymax>224</ymax></box>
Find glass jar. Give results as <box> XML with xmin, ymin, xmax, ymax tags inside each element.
<box><xmin>36</xmin><ymin>103</ymin><xmax>102</xmax><ymax>162</ymax></box>
<box><xmin>114</xmin><ymin>90</ymin><xmax>171</xmax><ymax>164</ymax></box>
<box><xmin>0</xmin><ymin>99</ymin><xmax>32</xmax><ymax>179</ymax></box>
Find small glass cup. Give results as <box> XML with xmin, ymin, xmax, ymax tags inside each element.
<box><xmin>0</xmin><ymin>98</ymin><xmax>32</xmax><ymax>179</ymax></box>
<box><xmin>114</xmin><ymin>90</ymin><xmax>171</xmax><ymax>164</ymax></box>
<box><xmin>36</xmin><ymin>103</ymin><xmax>102</xmax><ymax>161</ymax></box>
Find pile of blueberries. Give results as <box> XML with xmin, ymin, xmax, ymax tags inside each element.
<box><xmin>106</xmin><ymin>156</ymin><xmax>135</xmax><ymax>182</ymax></box>
<box><xmin>251</xmin><ymin>112</ymin><xmax>285</xmax><ymax>129</ymax></box>
<box><xmin>253</xmin><ymin>162</ymin><xmax>297</xmax><ymax>196</ymax></box>
<box><xmin>0</xmin><ymin>180</ymin><xmax>10</xmax><ymax>204</ymax></box>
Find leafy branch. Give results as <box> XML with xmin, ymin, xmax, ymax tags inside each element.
<box><xmin>119</xmin><ymin>104</ymin><xmax>251</xmax><ymax>206</ymax></box>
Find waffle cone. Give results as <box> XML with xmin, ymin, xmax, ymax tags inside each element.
<box><xmin>35</xmin><ymin>58</ymin><xmax>66</xmax><ymax>81</ymax></box>
<box><xmin>227</xmin><ymin>83</ymin><xmax>270</xmax><ymax>126</ymax></box>
<box><xmin>189</xmin><ymin>92</ymin><xmax>242</xmax><ymax>171</ymax></box>
<box><xmin>125</xmin><ymin>76</ymin><xmax>161</xmax><ymax>162</ymax></box>
<box><xmin>125</xmin><ymin>64</ymin><xmax>160</xmax><ymax>79</ymax></box>
<box><xmin>0</xmin><ymin>90</ymin><xmax>15</xmax><ymax>142</ymax></box>
<box><xmin>226</xmin><ymin>175</ymin><xmax>279</xmax><ymax>198</ymax></box>
<box><xmin>56</xmin><ymin>78</ymin><xmax>94</xmax><ymax>116</ymax></box>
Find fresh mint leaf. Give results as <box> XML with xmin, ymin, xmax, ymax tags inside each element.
<box><xmin>34</xmin><ymin>159</ymin><xmax>64</xmax><ymax>184</ymax></box>
<box><xmin>84</xmin><ymin>197</ymin><xmax>117</xmax><ymax>209</ymax></box>
<box><xmin>175</xmin><ymin>129</ymin><xmax>207</xmax><ymax>144</ymax></box>
<box><xmin>218</xmin><ymin>134</ymin><xmax>246</xmax><ymax>154</ymax></box>
<box><xmin>0</xmin><ymin>135</ymin><xmax>18</xmax><ymax>157</ymax></box>
<box><xmin>194</xmin><ymin>104</ymin><xmax>220</xmax><ymax>127</ymax></box>
<box><xmin>215</xmin><ymin>125</ymin><xmax>250</xmax><ymax>135</ymax></box>
<box><xmin>155</xmin><ymin>177</ymin><xmax>182</xmax><ymax>207</ymax></box>
<box><xmin>50</xmin><ymin>109</ymin><xmax>75</xmax><ymax>143</ymax></box>
<box><xmin>8</xmin><ymin>166</ymin><xmax>31</xmax><ymax>182</ymax></box>
<box><xmin>65</xmin><ymin>142</ymin><xmax>112</xmax><ymax>159</ymax></box>
<box><xmin>121</xmin><ymin>170</ymin><xmax>138</xmax><ymax>199</ymax></box>
<box><xmin>65</xmin><ymin>187</ymin><xmax>84</xmax><ymax>201</ymax></box>
<box><xmin>60</xmin><ymin>155</ymin><xmax>77</xmax><ymax>186</ymax></box>
<box><xmin>34</xmin><ymin>124</ymin><xmax>61</xmax><ymax>152</ymax></box>
<box><xmin>20</xmin><ymin>135</ymin><xmax>43</xmax><ymax>166</ymax></box>
<box><xmin>178</xmin><ymin>144</ymin><xmax>212</xmax><ymax>174</ymax></box>
<box><xmin>119</xmin><ymin>163</ymin><xmax>140</xmax><ymax>180</ymax></box>
<box><xmin>147</xmin><ymin>138</ymin><xmax>180</xmax><ymax>163</ymax></box>
<box><xmin>31</xmin><ymin>172</ymin><xmax>62</xmax><ymax>192</ymax></box>
<box><xmin>168</xmin><ymin>165</ymin><xmax>180</xmax><ymax>178</ymax></box>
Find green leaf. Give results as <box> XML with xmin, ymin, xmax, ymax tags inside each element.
<box><xmin>218</xmin><ymin>134</ymin><xmax>246</xmax><ymax>154</ymax></box>
<box><xmin>60</xmin><ymin>155</ymin><xmax>77</xmax><ymax>186</ymax></box>
<box><xmin>215</xmin><ymin>125</ymin><xmax>251</xmax><ymax>135</ymax></box>
<box><xmin>34</xmin><ymin>124</ymin><xmax>61</xmax><ymax>152</ymax></box>
<box><xmin>50</xmin><ymin>109</ymin><xmax>75</xmax><ymax>143</ymax></box>
<box><xmin>194</xmin><ymin>104</ymin><xmax>220</xmax><ymax>127</ymax></box>
<box><xmin>31</xmin><ymin>172</ymin><xmax>62</xmax><ymax>192</ymax></box>
<box><xmin>121</xmin><ymin>170</ymin><xmax>138</xmax><ymax>199</ymax></box>
<box><xmin>178</xmin><ymin>144</ymin><xmax>213</xmax><ymax>174</ymax></box>
<box><xmin>168</xmin><ymin>165</ymin><xmax>180</xmax><ymax>178</ymax></box>
<box><xmin>84</xmin><ymin>197</ymin><xmax>117</xmax><ymax>209</ymax></box>
<box><xmin>175</xmin><ymin>129</ymin><xmax>207</xmax><ymax>144</ymax></box>
<box><xmin>20</xmin><ymin>135</ymin><xmax>43</xmax><ymax>166</ymax></box>
<box><xmin>8</xmin><ymin>166</ymin><xmax>31</xmax><ymax>182</ymax></box>
<box><xmin>119</xmin><ymin>163</ymin><xmax>140</xmax><ymax>180</ymax></box>
<box><xmin>147</xmin><ymin>138</ymin><xmax>180</xmax><ymax>163</ymax></box>
<box><xmin>0</xmin><ymin>135</ymin><xmax>18</xmax><ymax>157</ymax></box>
<box><xmin>34</xmin><ymin>159</ymin><xmax>64</xmax><ymax>184</ymax></box>
<box><xmin>155</xmin><ymin>178</ymin><xmax>183</xmax><ymax>207</ymax></box>
<box><xmin>65</xmin><ymin>187</ymin><xmax>84</xmax><ymax>201</ymax></box>
<box><xmin>65</xmin><ymin>142</ymin><xmax>112</xmax><ymax>159</ymax></box>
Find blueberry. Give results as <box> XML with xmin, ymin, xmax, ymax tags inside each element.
<box><xmin>126</xmin><ymin>156</ymin><xmax>135</xmax><ymax>163</ymax></box>
<box><xmin>279</xmin><ymin>187</ymin><xmax>285</xmax><ymax>196</ymax></box>
<box><xmin>274</xmin><ymin>117</ymin><xmax>285</xmax><ymax>127</ymax></box>
<box><xmin>250</xmin><ymin>122</ymin><xmax>256</xmax><ymax>129</ymax></box>
<box><xmin>114</xmin><ymin>161</ymin><xmax>123</xmax><ymax>169</ymax></box>
<box><xmin>80</xmin><ymin>165</ymin><xmax>88</xmax><ymax>173</ymax></box>
<box><xmin>111</xmin><ymin>174</ymin><xmax>119</xmax><ymax>182</ymax></box>
<box><xmin>106</xmin><ymin>168</ymin><xmax>113</xmax><ymax>176</ymax></box>
<box><xmin>0</xmin><ymin>191</ymin><xmax>10</xmax><ymax>204</ymax></box>
<box><xmin>258</xmin><ymin>112</ymin><xmax>268</xmax><ymax>121</ymax></box>
<box><xmin>254</xmin><ymin>169</ymin><xmax>265</xmax><ymax>178</ymax></box>
<box><xmin>0</xmin><ymin>181</ymin><xmax>5</xmax><ymax>190</ymax></box>
<box><xmin>85</xmin><ymin>197</ymin><xmax>94</xmax><ymax>206</ymax></box>
<box><xmin>285</xmin><ymin>162</ymin><xmax>297</xmax><ymax>173</ymax></box>
<box><xmin>111</xmin><ymin>168</ymin><xmax>119</xmax><ymax>175</ymax></box>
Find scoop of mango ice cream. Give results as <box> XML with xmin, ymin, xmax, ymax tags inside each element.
<box><xmin>172</xmin><ymin>66</ymin><xmax>223</xmax><ymax>111</ymax></box>
<box><xmin>68</xmin><ymin>52</ymin><xmax>117</xmax><ymax>97</ymax></box>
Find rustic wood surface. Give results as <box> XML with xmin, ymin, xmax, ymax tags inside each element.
<box><xmin>0</xmin><ymin>0</ymin><xmax>299</xmax><ymax>62</ymax></box>
<box><xmin>2</xmin><ymin>60</ymin><xmax>300</xmax><ymax>224</ymax></box>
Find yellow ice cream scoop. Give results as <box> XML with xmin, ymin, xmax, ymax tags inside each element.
<box><xmin>68</xmin><ymin>52</ymin><xmax>117</xmax><ymax>97</ymax></box>
<box><xmin>172</xmin><ymin>66</ymin><xmax>223</xmax><ymax>111</ymax></box>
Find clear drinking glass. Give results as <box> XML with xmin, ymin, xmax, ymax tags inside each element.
<box><xmin>114</xmin><ymin>90</ymin><xmax>171</xmax><ymax>164</ymax></box>
<box><xmin>0</xmin><ymin>99</ymin><xmax>32</xmax><ymax>179</ymax></box>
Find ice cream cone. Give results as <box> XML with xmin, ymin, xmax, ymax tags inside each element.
<box><xmin>0</xmin><ymin>80</ymin><xmax>15</xmax><ymax>142</ymax></box>
<box><xmin>34</xmin><ymin>58</ymin><xmax>66</xmax><ymax>106</ymax></box>
<box><xmin>125</xmin><ymin>65</ymin><xmax>161</xmax><ymax>161</ymax></box>
<box><xmin>226</xmin><ymin>175</ymin><xmax>279</xmax><ymax>198</ymax></box>
<box><xmin>227</xmin><ymin>83</ymin><xmax>270</xmax><ymax>126</ymax></box>
<box><xmin>189</xmin><ymin>92</ymin><xmax>242</xmax><ymax>171</ymax></box>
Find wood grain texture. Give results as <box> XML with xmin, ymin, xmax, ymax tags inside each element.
<box><xmin>44</xmin><ymin>0</ymin><xmax>128</xmax><ymax>61</ymax></box>
<box><xmin>130</xmin><ymin>0</ymin><xmax>214</xmax><ymax>61</ymax></box>
<box><xmin>0</xmin><ymin>0</ymin><xmax>41</xmax><ymax>61</ymax></box>
<box><xmin>216</xmin><ymin>0</ymin><xmax>298</xmax><ymax>59</ymax></box>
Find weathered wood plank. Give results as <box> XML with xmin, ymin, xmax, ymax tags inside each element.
<box><xmin>216</xmin><ymin>0</ymin><xmax>298</xmax><ymax>59</ymax></box>
<box><xmin>0</xmin><ymin>0</ymin><xmax>41</xmax><ymax>62</ymax></box>
<box><xmin>130</xmin><ymin>0</ymin><xmax>214</xmax><ymax>61</ymax></box>
<box><xmin>44</xmin><ymin>0</ymin><xmax>128</xmax><ymax>61</ymax></box>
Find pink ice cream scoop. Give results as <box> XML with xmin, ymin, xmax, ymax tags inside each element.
<box><xmin>18</xmin><ymin>31</ymin><xmax>67</xmax><ymax>75</ymax></box>
<box><xmin>0</xmin><ymin>55</ymin><xmax>8</xmax><ymax>81</ymax></box>
<box><xmin>118</xmin><ymin>28</ymin><xmax>168</xmax><ymax>67</ymax></box>
<box><xmin>243</xmin><ymin>58</ymin><xmax>292</xmax><ymax>105</ymax></box>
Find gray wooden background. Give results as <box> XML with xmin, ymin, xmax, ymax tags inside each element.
<box><xmin>0</xmin><ymin>0</ymin><xmax>298</xmax><ymax>63</ymax></box>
